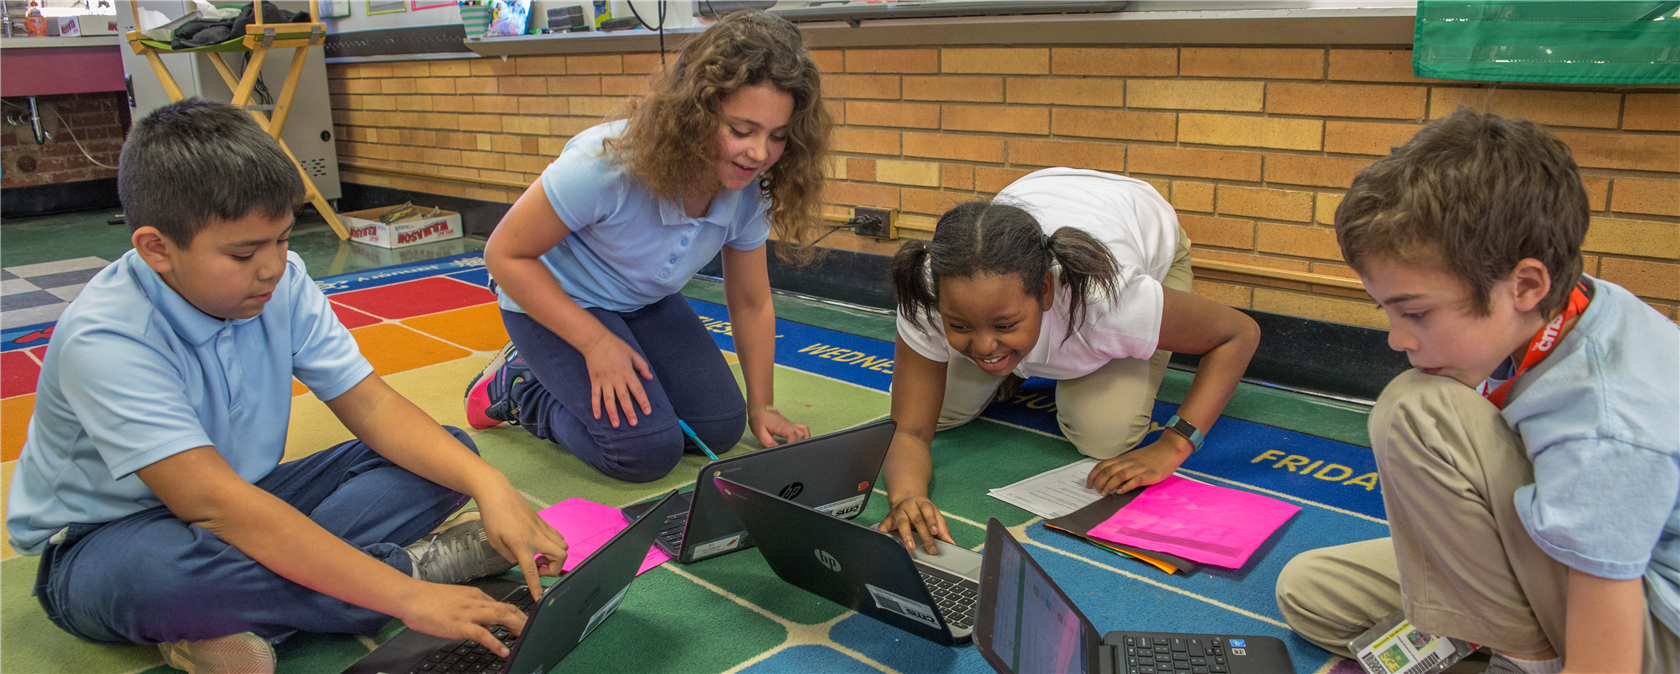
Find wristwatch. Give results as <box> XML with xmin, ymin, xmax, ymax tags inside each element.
<box><xmin>1164</xmin><ymin>415</ymin><xmax>1205</xmax><ymax>452</ymax></box>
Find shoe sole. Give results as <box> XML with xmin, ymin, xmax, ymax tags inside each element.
<box><xmin>463</xmin><ymin>345</ymin><xmax>514</xmax><ymax>429</ymax></box>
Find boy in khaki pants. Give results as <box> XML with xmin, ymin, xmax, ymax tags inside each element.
<box><xmin>1275</xmin><ymin>109</ymin><xmax>1679</xmax><ymax>673</ymax></box>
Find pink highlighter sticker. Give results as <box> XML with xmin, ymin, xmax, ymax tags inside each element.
<box><xmin>537</xmin><ymin>498</ymin><xmax>671</xmax><ymax>575</ymax></box>
<box><xmin>1085</xmin><ymin>475</ymin><xmax>1300</xmax><ymax>569</ymax></box>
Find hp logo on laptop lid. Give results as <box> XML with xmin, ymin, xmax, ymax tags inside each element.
<box><xmin>780</xmin><ymin>482</ymin><xmax>804</xmax><ymax>500</ymax></box>
<box><xmin>815</xmin><ymin>549</ymin><xmax>841</xmax><ymax>572</ymax></box>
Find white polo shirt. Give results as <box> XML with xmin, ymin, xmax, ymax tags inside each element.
<box><xmin>896</xmin><ymin>167</ymin><xmax>1180</xmax><ymax>380</ymax></box>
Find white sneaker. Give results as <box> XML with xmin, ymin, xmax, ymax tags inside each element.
<box><xmin>405</xmin><ymin>509</ymin><xmax>516</xmax><ymax>585</ymax></box>
<box><xmin>157</xmin><ymin>631</ymin><xmax>276</xmax><ymax>674</ymax></box>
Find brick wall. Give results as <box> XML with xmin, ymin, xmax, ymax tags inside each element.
<box><xmin>1</xmin><ymin>92</ymin><xmax>127</xmax><ymax>189</ymax></box>
<box><xmin>326</xmin><ymin>47</ymin><xmax>1680</xmax><ymax>327</ymax></box>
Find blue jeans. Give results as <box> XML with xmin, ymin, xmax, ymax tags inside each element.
<box><xmin>501</xmin><ymin>294</ymin><xmax>747</xmax><ymax>483</ymax></box>
<box><xmin>32</xmin><ymin>428</ymin><xmax>477</xmax><ymax>645</ymax></box>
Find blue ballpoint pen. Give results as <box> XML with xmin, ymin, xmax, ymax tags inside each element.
<box><xmin>677</xmin><ymin>420</ymin><xmax>719</xmax><ymax>461</ymax></box>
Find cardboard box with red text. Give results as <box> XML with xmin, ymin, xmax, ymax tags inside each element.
<box><xmin>342</xmin><ymin>206</ymin><xmax>464</xmax><ymax>249</ymax></box>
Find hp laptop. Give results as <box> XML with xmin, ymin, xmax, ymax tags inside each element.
<box><xmin>345</xmin><ymin>491</ymin><xmax>683</xmax><ymax>674</ymax></box>
<box><xmin>622</xmin><ymin>419</ymin><xmax>895</xmax><ymax>564</ymax></box>
<box><xmin>976</xmin><ymin>519</ymin><xmax>1295</xmax><ymax>674</ymax></box>
<box><xmin>714</xmin><ymin>475</ymin><xmax>982</xmax><ymax>645</ymax></box>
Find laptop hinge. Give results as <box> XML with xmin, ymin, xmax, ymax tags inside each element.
<box><xmin>1098</xmin><ymin>642</ymin><xmax>1116</xmax><ymax>674</ymax></box>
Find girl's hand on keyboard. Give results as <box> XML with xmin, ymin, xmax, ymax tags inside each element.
<box><xmin>399</xmin><ymin>583</ymin><xmax>529</xmax><ymax>658</ymax></box>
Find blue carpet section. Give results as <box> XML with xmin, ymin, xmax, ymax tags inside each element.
<box><xmin>738</xmin><ymin>645</ymin><xmax>877</xmax><ymax>673</ymax></box>
<box><xmin>829</xmin><ymin>613</ymin><xmax>990</xmax><ymax>672</ymax></box>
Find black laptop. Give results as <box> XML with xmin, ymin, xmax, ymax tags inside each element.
<box><xmin>976</xmin><ymin>519</ymin><xmax>1295</xmax><ymax>674</ymax></box>
<box><xmin>344</xmin><ymin>491</ymin><xmax>683</xmax><ymax>674</ymax></box>
<box><xmin>622</xmin><ymin>419</ymin><xmax>895</xmax><ymax>564</ymax></box>
<box><xmin>714</xmin><ymin>475</ymin><xmax>982</xmax><ymax>645</ymax></box>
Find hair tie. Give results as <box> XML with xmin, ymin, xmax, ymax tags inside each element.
<box><xmin>1041</xmin><ymin>233</ymin><xmax>1051</xmax><ymax>249</ymax></box>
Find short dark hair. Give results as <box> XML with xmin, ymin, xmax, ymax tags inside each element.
<box><xmin>890</xmin><ymin>201</ymin><xmax>1120</xmax><ymax>340</ymax></box>
<box><xmin>118</xmin><ymin>98</ymin><xmax>304</xmax><ymax>247</ymax></box>
<box><xmin>1335</xmin><ymin>107</ymin><xmax>1589</xmax><ymax>316</ymax></box>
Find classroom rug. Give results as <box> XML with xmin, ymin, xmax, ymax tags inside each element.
<box><xmin>1</xmin><ymin>253</ymin><xmax>1387</xmax><ymax>674</ymax></box>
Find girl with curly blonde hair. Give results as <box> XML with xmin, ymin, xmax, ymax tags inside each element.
<box><xmin>469</xmin><ymin>9</ymin><xmax>831</xmax><ymax>483</ymax></box>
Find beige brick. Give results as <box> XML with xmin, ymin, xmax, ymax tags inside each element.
<box><xmin>1583</xmin><ymin>176</ymin><xmax>1610</xmax><ymax>212</ymax></box>
<box><xmin>846</xmin><ymin>49</ymin><xmax>939</xmax><ymax>74</ymax></box>
<box><xmin>822</xmin><ymin>156</ymin><xmax>848</xmax><ymax>181</ymax></box>
<box><xmin>1128</xmin><ymin>146</ymin><xmax>1262</xmax><ymax>182</ymax></box>
<box><xmin>548</xmin><ymin>76</ymin><xmax>602</xmax><ymax>96</ymax></box>
<box><xmin>362</xmin><ymin>95</ymin><xmax>396</xmax><ymax>110</ymax></box>
<box><xmin>1171</xmin><ymin>182</ymin><xmax>1216</xmax><ymax>213</ymax></box>
<box><xmin>388</xmin><ymin>146</ymin><xmax>423</xmax><ymax>163</ymax></box>
<box><xmin>396</xmin><ymin>95</ymin><xmax>434</xmax><ymax>112</ymax></box>
<box><xmin>942</xmin><ymin>164</ymin><xmax>974</xmax><ymax>190</ymax></box>
<box><xmin>1051</xmin><ymin>48</ymin><xmax>1177</xmax><ymax>77</ymax></box>
<box><xmin>825</xmin><ymin>99</ymin><xmax>844</xmax><ymax>125</ymax></box>
<box><xmin>381</xmin><ymin>79</ymin><xmax>417</xmax><ymax>95</ymax></box>
<box><xmin>1611</xmin><ymin>177</ymin><xmax>1679</xmax><ymax>217</ymax></box>
<box><xmin>498</xmin><ymin>77</ymin><xmax>548</xmax><ymax>96</ymax></box>
<box><xmin>827</xmin><ymin>74</ymin><xmax>901</xmax><ymax>100</ymax></box>
<box><xmin>943</xmin><ymin>105</ymin><xmax>1047</xmax><ymax>135</ymax></box>
<box><xmin>901</xmin><ymin>187</ymin><xmax>969</xmax><ymax>216</ymax></box>
<box><xmin>458</xmin><ymin>114</ymin><xmax>499</xmax><ymax>132</ymax></box>
<box><xmin>1328</xmin><ymin>49</ymin><xmax>1421</xmax><ymax>83</ymax></box>
<box><xmin>1600</xmin><ymin>257</ymin><xmax>1680</xmax><ymax>301</ymax></box>
<box><xmin>1553</xmin><ymin>131</ymin><xmax>1680</xmax><ymax>173</ymax></box>
<box><xmin>519</xmin><ymin>97</ymin><xmax>568</xmax><ymax>116</ymax></box>
<box><xmin>567</xmin><ymin>55</ymin><xmax>622</xmax><ymax>74</ymax></box>
<box><xmin>1219</xmin><ymin>186</ymin><xmax>1314</xmax><ymax>222</ymax></box>
<box><xmin>454</xmin><ymin>78</ymin><xmax>497</xmax><ymax>95</ymax></box>
<box><xmin>1316</xmin><ymin>192</ymin><xmax>1344</xmax><ymax>225</ymax></box>
<box><xmin>876</xmin><ymin>159</ymin><xmax>941</xmax><ymax>187</ymax></box>
<box><xmin>341</xmin><ymin>78</ymin><xmax>383</xmax><ymax>95</ymax></box>
<box><xmin>622</xmin><ymin>53</ymin><xmax>669</xmax><ymax>75</ymax></box>
<box><xmin>902</xmin><ymin>76</ymin><xmax>1003</xmax><ymax>103</ymax></box>
<box><xmin>847</xmin><ymin>101</ymin><xmax>940</xmax><ymax>129</ymax></box>
<box><xmin>551</xmin><ymin>117</ymin><xmax>598</xmax><ymax>136</ymax></box>
<box><xmin>505</xmin><ymin>154</ymin><xmax>551</xmax><ymax>174</ymax></box>
<box><xmin>516</xmin><ymin>56</ymin><xmax>567</xmax><ymax>76</ymax></box>
<box><xmin>601</xmin><ymin>75</ymin><xmax>651</xmax><ymax>97</ymax></box>
<box><xmin>839</xmin><ymin>158</ymin><xmax>869</xmax><ymax>182</ymax></box>
<box><xmin>503</xmin><ymin>116</ymin><xmax>548</xmax><ymax>135</ymax></box>
<box><xmin>473</xmin><ymin>96</ymin><xmax>519</xmax><ymax>114</ymax></box>
<box><xmin>1264</xmin><ymin>154</ymin><xmax>1372</xmax><ymax>189</ymax></box>
<box><xmin>1584</xmin><ymin>217</ymin><xmax>1680</xmax><ymax>259</ymax></box>
<box><xmin>419</xmin><ymin>113</ymin><xmax>460</xmax><ymax>130</ymax></box>
<box><xmin>1324</xmin><ymin>120</ymin><xmax>1423</xmax><ymax>156</ymax></box>
<box><xmin>431</xmin><ymin>61</ymin><xmax>471</xmax><ymax>77</ymax></box>
<box><xmin>976</xmin><ymin>167</ymin><xmax>1032</xmax><ymax>193</ymax></box>
<box><xmin>1181</xmin><ymin>48</ymin><xmax>1322</xmax><ymax>80</ymax></box>
<box><xmin>1429</xmin><ymin>88</ymin><xmax>1620</xmax><ymax>129</ymax></box>
<box><xmin>833</xmin><ymin>128</ymin><xmax>901</xmax><ymax>155</ymax></box>
<box><xmin>828</xmin><ymin>181</ymin><xmax>901</xmax><ymax>209</ymax></box>
<box><xmin>1009</xmin><ymin>139</ymin><xmax>1125</xmax><ymax>172</ymax></box>
<box><xmin>943</xmin><ymin>48</ymin><xmax>1049</xmax><ymax>75</ymax></box>
<box><xmin>422</xmin><ymin>148</ymin><xmax>462</xmax><ymax>166</ymax></box>
<box><xmin>349</xmin><ymin>63</ymin><xmax>394</xmax><ymax>79</ymax></box>
<box><xmin>431</xmin><ymin>96</ymin><xmax>475</xmax><ymax>113</ymax></box>
<box><xmin>810</xmin><ymin>49</ymin><xmax>844</xmax><ymax>73</ymax></box>
<box><xmin>1140</xmin><ymin>178</ymin><xmax>1172</xmax><ymax>199</ymax></box>
<box><xmin>1179</xmin><ymin>214</ymin><xmax>1255</xmax><ymax>249</ymax></box>
<box><xmin>470</xmin><ymin>59</ymin><xmax>517</xmax><ymax>77</ymax></box>
<box><xmin>1179</xmin><ymin>113</ymin><xmax>1323</xmax><ymax>151</ymax></box>
<box><xmin>1129</xmin><ymin>80</ymin><xmax>1264</xmax><ymax>112</ymax></box>
<box><xmin>1051</xmin><ymin>109</ymin><xmax>1175</xmax><ymax>143</ymax></box>
<box><xmin>1006</xmin><ymin>77</ymin><xmax>1124</xmax><ymax>107</ymax></box>
<box><xmin>1254</xmin><ymin>288</ymin><xmax>1388</xmax><ymax>328</ymax></box>
<box><xmin>538</xmin><ymin>137</ymin><xmax>564</xmax><ymax>156</ymax></box>
<box><xmin>491</xmin><ymin>135</ymin><xmax>522</xmax><ymax>154</ymax></box>
<box><xmin>1267</xmin><ymin>82</ymin><xmax>1426</xmax><ymax>120</ymax></box>
<box><xmin>1257</xmin><ymin>222</ymin><xmax>1342</xmax><ymax>260</ymax></box>
<box><xmin>415</xmin><ymin>78</ymin><xmax>456</xmax><ymax>95</ymax></box>
<box><xmin>1624</xmin><ymin>94</ymin><xmax>1680</xmax><ymax>132</ymax></box>
<box><xmin>570</xmin><ymin>96</ymin><xmax>630</xmax><ymax>118</ymax></box>
<box><xmin>474</xmin><ymin>133</ymin><xmax>492</xmax><ymax>151</ymax></box>
<box><xmin>1194</xmin><ymin>279</ymin><xmax>1254</xmax><ymax>308</ymax></box>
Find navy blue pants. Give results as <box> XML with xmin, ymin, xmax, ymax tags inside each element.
<box><xmin>33</xmin><ymin>429</ymin><xmax>476</xmax><ymax>645</ymax></box>
<box><xmin>501</xmin><ymin>293</ymin><xmax>747</xmax><ymax>483</ymax></box>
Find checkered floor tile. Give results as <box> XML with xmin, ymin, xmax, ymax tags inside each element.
<box><xmin>1</xmin><ymin>257</ymin><xmax>108</xmax><ymax>330</ymax></box>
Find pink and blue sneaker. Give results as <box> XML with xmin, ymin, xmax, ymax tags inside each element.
<box><xmin>464</xmin><ymin>342</ymin><xmax>529</xmax><ymax>429</ymax></box>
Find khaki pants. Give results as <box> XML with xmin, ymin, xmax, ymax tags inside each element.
<box><xmin>936</xmin><ymin>226</ymin><xmax>1194</xmax><ymax>460</ymax></box>
<box><xmin>1275</xmin><ymin>369</ymin><xmax>1680</xmax><ymax>671</ymax></box>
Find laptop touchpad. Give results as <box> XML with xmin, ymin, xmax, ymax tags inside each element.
<box><xmin>909</xmin><ymin>535</ymin><xmax>982</xmax><ymax>579</ymax></box>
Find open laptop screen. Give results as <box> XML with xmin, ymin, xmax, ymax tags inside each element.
<box><xmin>984</xmin><ymin>522</ymin><xmax>1095</xmax><ymax>674</ymax></box>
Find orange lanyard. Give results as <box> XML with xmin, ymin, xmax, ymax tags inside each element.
<box><xmin>1477</xmin><ymin>283</ymin><xmax>1591</xmax><ymax>409</ymax></box>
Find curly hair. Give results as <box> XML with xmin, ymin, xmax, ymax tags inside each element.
<box><xmin>606</xmin><ymin>9</ymin><xmax>830</xmax><ymax>261</ymax></box>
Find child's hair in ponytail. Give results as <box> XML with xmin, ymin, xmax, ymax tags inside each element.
<box><xmin>890</xmin><ymin>201</ymin><xmax>1120</xmax><ymax>339</ymax></box>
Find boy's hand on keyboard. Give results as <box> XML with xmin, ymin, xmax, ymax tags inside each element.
<box><xmin>477</xmin><ymin>487</ymin><xmax>570</xmax><ymax>601</ymax></box>
<box><xmin>880</xmin><ymin>495</ymin><xmax>953</xmax><ymax>553</ymax></box>
<box><xmin>399</xmin><ymin>583</ymin><xmax>529</xmax><ymax>658</ymax></box>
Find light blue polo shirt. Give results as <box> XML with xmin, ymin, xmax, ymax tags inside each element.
<box><xmin>1505</xmin><ymin>278</ymin><xmax>1680</xmax><ymax>634</ymax></box>
<box><xmin>5</xmin><ymin>250</ymin><xmax>373</xmax><ymax>556</ymax></box>
<box><xmin>495</xmin><ymin>120</ymin><xmax>772</xmax><ymax>314</ymax></box>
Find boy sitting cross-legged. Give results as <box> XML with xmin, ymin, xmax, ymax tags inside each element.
<box><xmin>5</xmin><ymin>98</ymin><xmax>569</xmax><ymax>674</ymax></box>
<box><xmin>1274</xmin><ymin>109</ymin><xmax>1679</xmax><ymax>673</ymax></box>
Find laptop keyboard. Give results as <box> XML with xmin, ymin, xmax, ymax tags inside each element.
<box><xmin>1120</xmin><ymin>636</ymin><xmax>1231</xmax><ymax>674</ymax></box>
<box><xmin>658</xmin><ymin>510</ymin><xmax>689</xmax><ymax>554</ymax></box>
<box><xmin>409</xmin><ymin>585</ymin><xmax>539</xmax><ymax>674</ymax></box>
<box><xmin>918</xmin><ymin>567</ymin><xmax>978</xmax><ymax>630</ymax></box>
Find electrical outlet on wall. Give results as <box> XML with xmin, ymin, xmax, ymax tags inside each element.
<box><xmin>852</xmin><ymin>207</ymin><xmax>899</xmax><ymax>239</ymax></box>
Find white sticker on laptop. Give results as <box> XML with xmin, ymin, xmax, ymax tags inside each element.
<box><xmin>690</xmin><ymin>532</ymin><xmax>744</xmax><ymax>559</ymax></box>
<box><xmin>866</xmin><ymin>583</ymin><xmax>941</xmax><ymax>630</ymax></box>
<box><xmin>578</xmin><ymin>585</ymin><xmax>630</xmax><ymax>644</ymax></box>
<box><xmin>816</xmin><ymin>494</ymin><xmax>867</xmax><ymax>520</ymax></box>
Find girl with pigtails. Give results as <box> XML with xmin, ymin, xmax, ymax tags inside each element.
<box><xmin>877</xmin><ymin>167</ymin><xmax>1262</xmax><ymax>551</ymax></box>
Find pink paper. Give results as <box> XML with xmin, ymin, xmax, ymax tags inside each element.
<box><xmin>1086</xmin><ymin>476</ymin><xmax>1299</xmax><ymax>569</ymax></box>
<box><xmin>537</xmin><ymin>498</ymin><xmax>670</xmax><ymax>575</ymax></box>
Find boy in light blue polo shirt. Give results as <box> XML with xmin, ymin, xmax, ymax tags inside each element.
<box><xmin>6</xmin><ymin>99</ymin><xmax>569</xmax><ymax>674</ymax></box>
